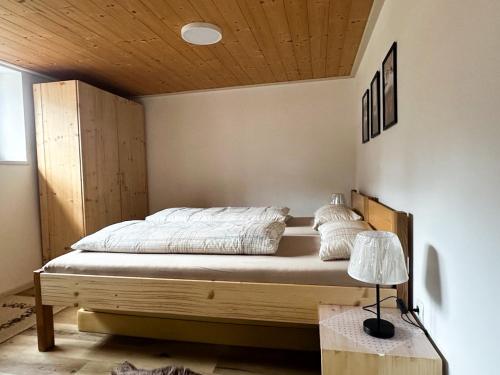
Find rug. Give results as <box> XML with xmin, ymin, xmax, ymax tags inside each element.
<box><xmin>112</xmin><ymin>361</ymin><xmax>202</xmax><ymax>375</ymax></box>
<box><xmin>0</xmin><ymin>295</ymin><xmax>65</xmax><ymax>344</ymax></box>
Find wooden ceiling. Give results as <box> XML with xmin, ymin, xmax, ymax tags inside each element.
<box><xmin>0</xmin><ymin>0</ymin><xmax>374</xmax><ymax>96</ymax></box>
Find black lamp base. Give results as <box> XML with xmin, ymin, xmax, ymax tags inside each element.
<box><xmin>363</xmin><ymin>318</ymin><xmax>395</xmax><ymax>339</ymax></box>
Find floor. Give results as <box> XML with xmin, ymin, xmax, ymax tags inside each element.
<box><xmin>0</xmin><ymin>306</ymin><xmax>320</xmax><ymax>375</ymax></box>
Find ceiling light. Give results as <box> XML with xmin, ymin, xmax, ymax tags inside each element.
<box><xmin>181</xmin><ymin>22</ymin><xmax>222</xmax><ymax>45</ymax></box>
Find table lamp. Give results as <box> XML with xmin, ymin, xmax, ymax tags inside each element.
<box><xmin>348</xmin><ymin>231</ymin><xmax>408</xmax><ymax>339</ymax></box>
<box><xmin>330</xmin><ymin>193</ymin><xmax>345</xmax><ymax>205</ymax></box>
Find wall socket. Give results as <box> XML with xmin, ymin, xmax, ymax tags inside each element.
<box><xmin>415</xmin><ymin>299</ymin><xmax>425</xmax><ymax>323</ymax></box>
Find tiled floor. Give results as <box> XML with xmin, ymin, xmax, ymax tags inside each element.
<box><xmin>0</xmin><ymin>307</ymin><xmax>320</xmax><ymax>374</ymax></box>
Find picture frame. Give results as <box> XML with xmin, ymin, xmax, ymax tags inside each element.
<box><xmin>382</xmin><ymin>42</ymin><xmax>398</xmax><ymax>129</ymax></box>
<box><xmin>362</xmin><ymin>89</ymin><xmax>370</xmax><ymax>143</ymax></box>
<box><xmin>370</xmin><ymin>71</ymin><xmax>381</xmax><ymax>138</ymax></box>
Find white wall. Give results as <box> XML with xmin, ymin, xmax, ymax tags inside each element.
<box><xmin>141</xmin><ymin>78</ymin><xmax>356</xmax><ymax>216</ymax></box>
<box><xmin>354</xmin><ymin>1</ymin><xmax>500</xmax><ymax>374</ymax></box>
<box><xmin>0</xmin><ymin>69</ymin><xmax>49</xmax><ymax>295</ymax></box>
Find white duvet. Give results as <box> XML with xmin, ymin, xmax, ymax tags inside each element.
<box><xmin>71</xmin><ymin>220</ymin><xmax>286</xmax><ymax>255</ymax></box>
<box><xmin>146</xmin><ymin>206</ymin><xmax>290</xmax><ymax>224</ymax></box>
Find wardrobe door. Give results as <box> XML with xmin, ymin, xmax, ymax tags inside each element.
<box><xmin>116</xmin><ymin>98</ymin><xmax>148</xmax><ymax>220</ymax></box>
<box><xmin>77</xmin><ymin>81</ymin><xmax>122</xmax><ymax>234</ymax></box>
<box><xmin>34</xmin><ymin>81</ymin><xmax>84</xmax><ymax>262</ymax></box>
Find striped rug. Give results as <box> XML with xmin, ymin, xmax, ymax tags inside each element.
<box><xmin>0</xmin><ymin>295</ymin><xmax>64</xmax><ymax>344</ymax></box>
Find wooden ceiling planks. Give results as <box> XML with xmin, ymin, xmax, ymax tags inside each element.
<box><xmin>259</xmin><ymin>0</ymin><xmax>299</xmax><ymax>81</ymax></box>
<box><xmin>326</xmin><ymin>0</ymin><xmax>352</xmax><ymax>76</ymax></box>
<box><xmin>338</xmin><ymin>0</ymin><xmax>374</xmax><ymax>76</ymax></box>
<box><xmin>308</xmin><ymin>0</ymin><xmax>330</xmax><ymax>79</ymax></box>
<box><xmin>206</xmin><ymin>0</ymin><xmax>275</xmax><ymax>83</ymax></box>
<box><xmin>237</xmin><ymin>0</ymin><xmax>290</xmax><ymax>82</ymax></box>
<box><xmin>284</xmin><ymin>0</ymin><xmax>312</xmax><ymax>79</ymax></box>
<box><xmin>0</xmin><ymin>0</ymin><xmax>374</xmax><ymax>95</ymax></box>
<box><xmin>0</xmin><ymin>0</ymin><xmax>162</xmax><ymax>93</ymax></box>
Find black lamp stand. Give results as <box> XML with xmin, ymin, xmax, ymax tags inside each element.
<box><xmin>363</xmin><ymin>284</ymin><xmax>395</xmax><ymax>339</ymax></box>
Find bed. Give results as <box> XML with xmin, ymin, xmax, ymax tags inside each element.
<box><xmin>34</xmin><ymin>191</ymin><xmax>411</xmax><ymax>351</ymax></box>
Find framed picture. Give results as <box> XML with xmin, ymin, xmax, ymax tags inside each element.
<box><xmin>370</xmin><ymin>71</ymin><xmax>381</xmax><ymax>138</ymax></box>
<box><xmin>382</xmin><ymin>42</ymin><xmax>398</xmax><ymax>129</ymax></box>
<box><xmin>362</xmin><ymin>89</ymin><xmax>370</xmax><ymax>143</ymax></box>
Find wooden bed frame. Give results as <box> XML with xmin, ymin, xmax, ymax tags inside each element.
<box><xmin>34</xmin><ymin>190</ymin><xmax>411</xmax><ymax>351</ymax></box>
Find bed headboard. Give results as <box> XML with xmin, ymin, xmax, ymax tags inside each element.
<box><xmin>351</xmin><ymin>190</ymin><xmax>412</xmax><ymax>309</ymax></box>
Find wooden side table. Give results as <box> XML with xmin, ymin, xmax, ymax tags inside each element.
<box><xmin>319</xmin><ymin>305</ymin><xmax>442</xmax><ymax>375</ymax></box>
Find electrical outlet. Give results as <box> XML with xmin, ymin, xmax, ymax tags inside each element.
<box><xmin>415</xmin><ymin>299</ymin><xmax>425</xmax><ymax>323</ymax></box>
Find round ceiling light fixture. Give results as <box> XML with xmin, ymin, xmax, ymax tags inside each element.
<box><xmin>181</xmin><ymin>22</ymin><xmax>222</xmax><ymax>45</ymax></box>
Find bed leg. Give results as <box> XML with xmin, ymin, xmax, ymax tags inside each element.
<box><xmin>34</xmin><ymin>270</ymin><xmax>54</xmax><ymax>351</ymax></box>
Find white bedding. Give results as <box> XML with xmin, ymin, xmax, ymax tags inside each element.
<box><xmin>71</xmin><ymin>220</ymin><xmax>286</xmax><ymax>255</ymax></box>
<box><xmin>146</xmin><ymin>206</ymin><xmax>290</xmax><ymax>224</ymax></box>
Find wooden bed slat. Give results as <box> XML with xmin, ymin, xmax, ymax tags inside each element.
<box><xmin>40</xmin><ymin>273</ymin><xmax>396</xmax><ymax>326</ymax></box>
<box><xmin>77</xmin><ymin>308</ymin><xmax>320</xmax><ymax>351</ymax></box>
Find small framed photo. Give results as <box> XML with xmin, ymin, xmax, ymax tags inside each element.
<box><xmin>382</xmin><ymin>42</ymin><xmax>398</xmax><ymax>129</ymax></box>
<box><xmin>362</xmin><ymin>89</ymin><xmax>370</xmax><ymax>143</ymax></box>
<box><xmin>370</xmin><ymin>71</ymin><xmax>381</xmax><ymax>138</ymax></box>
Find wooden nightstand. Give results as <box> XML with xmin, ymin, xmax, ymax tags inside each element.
<box><xmin>319</xmin><ymin>305</ymin><xmax>442</xmax><ymax>375</ymax></box>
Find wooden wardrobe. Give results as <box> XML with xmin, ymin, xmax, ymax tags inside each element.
<box><xmin>34</xmin><ymin>80</ymin><xmax>148</xmax><ymax>263</ymax></box>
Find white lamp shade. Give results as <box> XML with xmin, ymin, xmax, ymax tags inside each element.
<box><xmin>348</xmin><ymin>231</ymin><xmax>408</xmax><ymax>285</ymax></box>
<box><xmin>330</xmin><ymin>193</ymin><xmax>345</xmax><ymax>205</ymax></box>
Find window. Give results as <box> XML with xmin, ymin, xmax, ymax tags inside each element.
<box><xmin>0</xmin><ymin>65</ymin><xmax>26</xmax><ymax>162</ymax></box>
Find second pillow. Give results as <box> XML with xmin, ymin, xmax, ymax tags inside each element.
<box><xmin>318</xmin><ymin>221</ymin><xmax>372</xmax><ymax>260</ymax></box>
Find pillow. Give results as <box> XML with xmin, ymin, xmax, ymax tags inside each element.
<box><xmin>312</xmin><ymin>205</ymin><xmax>362</xmax><ymax>230</ymax></box>
<box><xmin>318</xmin><ymin>221</ymin><xmax>372</xmax><ymax>260</ymax></box>
<box><xmin>146</xmin><ymin>207</ymin><xmax>290</xmax><ymax>224</ymax></box>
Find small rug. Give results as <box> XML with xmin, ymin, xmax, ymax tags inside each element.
<box><xmin>112</xmin><ymin>361</ymin><xmax>202</xmax><ymax>375</ymax></box>
<box><xmin>0</xmin><ymin>295</ymin><xmax>65</xmax><ymax>344</ymax></box>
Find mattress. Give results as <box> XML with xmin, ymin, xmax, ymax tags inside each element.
<box><xmin>43</xmin><ymin>221</ymin><xmax>368</xmax><ymax>288</ymax></box>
